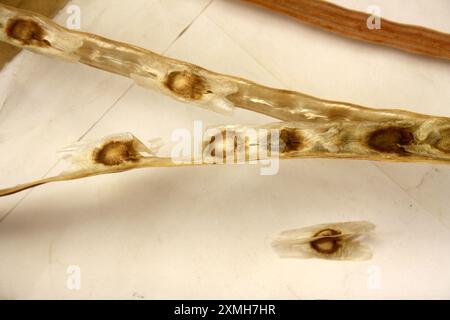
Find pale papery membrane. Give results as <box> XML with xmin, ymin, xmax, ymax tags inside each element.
<box><xmin>271</xmin><ymin>221</ymin><xmax>375</xmax><ymax>261</ymax></box>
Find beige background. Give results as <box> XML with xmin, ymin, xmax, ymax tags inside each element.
<box><xmin>0</xmin><ymin>0</ymin><xmax>450</xmax><ymax>299</ymax></box>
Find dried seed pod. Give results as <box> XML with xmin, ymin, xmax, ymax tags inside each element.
<box><xmin>1</xmin><ymin>116</ymin><xmax>450</xmax><ymax>197</ymax></box>
<box><xmin>59</xmin><ymin>133</ymin><xmax>152</xmax><ymax>172</ymax></box>
<box><xmin>0</xmin><ymin>133</ymin><xmax>177</xmax><ymax>197</ymax></box>
<box><xmin>243</xmin><ymin>0</ymin><xmax>450</xmax><ymax>61</ymax></box>
<box><xmin>271</xmin><ymin>221</ymin><xmax>375</xmax><ymax>261</ymax></box>
<box><xmin>0</xmin><ymin>3</ymin><xmax>447</xmax><ymax>122</ymax></box>
<box><xmin>211</xmin><ymin>119</ymin><xmax>450</xmax><ymax>164</ymax></box>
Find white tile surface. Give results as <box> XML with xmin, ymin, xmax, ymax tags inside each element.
<box><xmin>0</xmin><ymin>0</ymin><xmax>450</xmax><ymax>299</ymax></box>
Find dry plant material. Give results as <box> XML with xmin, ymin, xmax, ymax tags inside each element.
<box><xmin>0</xmin><ymin>131</ymin><xmax>260</xmax><ymax>196</ymax></box>
<box><xmin>215</xmin><ymin>119</ymin><xmax>450</xmax><ymax>164</ymax></box>
<box><xmin>0</xmin><ymin>133</ymin><xmax>179</xmax><ymax>197</ymax></box>
<box><xmin>1</xmin><ymin>4</ymin><xmax>450</xmax><ymax>197</ymax></box>
<box><xmin>242</xmin><ymin>0</ymin><xmax>450</xmax><ymax>61</ymax></box>
<box><xmin>271</xmin><ymin>221</ymin><xmax>375</xmax><ymax>261</ymax></box>
<box><xmin>0</xmin><ymin>3</ymin><xmax>447</xmax><ymax>123</ymax></box>
<box><xmin>2</xmin><ymin>116</ymin><xmax>450</xmax><ymax>197</ymax></box>
<box><xmin>0</xmin><ymin>0</ymin><xmax>68</xmax><ymax>69</ymax></box>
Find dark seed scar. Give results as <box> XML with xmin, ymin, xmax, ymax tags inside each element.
<box><xmin>279</xmin><ymin>128</ymin><xmax>303</xmax><ymax>153</ymax></box>
<box><xmin>164</xmin><ymin>71</ymin><xmax>207</xmax><ymax>100</ymax></box>
<box><xmin>6</xmin><ymin>18</ymin><xmax>50</xmax><ymax>46</ymax></box>
<box><xmin>93</xmin><ymin>141</ymin><xmax>140</xmax><ymax>166</ymax></box>
<box><xmin>310</xmin><ymin>228</ymin><xmax>342</xmax><ymax>254</ymax></box>
<box><xmin>367</xmin><ymin>127</ymin><xmax>414</xmax><ymax>155</ymax></box>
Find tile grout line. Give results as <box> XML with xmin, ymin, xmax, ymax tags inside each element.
<box><xmin>369</xmin><ymin>161</ymin><xmax>449</xmax><ymax>229</ymax></box>
<box><xmin>77</xmin><ymin>82</ymin><xmax>135</xmax><ymax>142</ymax></box>
<box><xmin>203</xmin><ymin>13</ymin><xmax>289</xmax><ymax>89</ymax></box>
<box><xmin>0</xmin><ymin>158</ymin><xmax>61</xmax><ymax>223</ymax></box>
<box><xmin>162</xmin><ymin>0</ymin><xmax>214</xmax><ymax>56</ymax></box>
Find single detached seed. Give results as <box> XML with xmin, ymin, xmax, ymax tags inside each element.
<box><xmin>310</xmin><ymin>228</ymin><xmax>342</xmax><ymax>254</ymax></box>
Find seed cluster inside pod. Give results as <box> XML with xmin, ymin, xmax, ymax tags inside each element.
<box><xmin>279</xmin><ymin>128</ymin><xmax>304</xmax><ymax>153</ymax></box>
<box><xmin>0</xmin><ymin>3</ymin><xmax>450</xmax><ymax>198</ymax></box>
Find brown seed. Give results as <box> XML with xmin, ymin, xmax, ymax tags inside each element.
<box><xmin>164</xmin><ymin>71</ymin><xmax>206</xmax><ymax>100</ymax></box>
<box><xmin>6</xmin><ymin>19</ymin><xmax>49</xmax><ymax>46</ymax></box>
<box><xmin>367</xmin><ymin>127</ymin><xmax>414</xmax><ymax>155</ymax></box>
<box><xmin>93</xmin><ymin>141</ymin><xmax>140</xmax><ymax>166</ymax></box>
<box><xmin>279</xmin><ymin>128</ymin><xmax>303</xmax><ymax>153</ymax></box>
<box><xmin>310</xmin><ymin>228</ymin><xmax>342</xmax><ymax>254</ymax></box>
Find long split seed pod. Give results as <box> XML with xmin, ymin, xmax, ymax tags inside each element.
<box><xmin>242</xmin><ymin>0</ymin><xmax>450</xmax><ymax>61</ymax></box>
<box><xmin>271</xmin><ymin>221</ymin><xmax>375</xmax><ymax>261</ymax></box>
<box><xmin>0</xmin><ymin>3</ymin><xmax>447</xmax><ymax>123</ymax></box>
<box><xmin>211</xmin><ymin>118</ymin><xmax>450</xmax><ymax>164</ymax></box>
<box><xmin>1</xmin><ymin>116</ymin><xmax>450</xmax><ymax>197</ymax></box>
